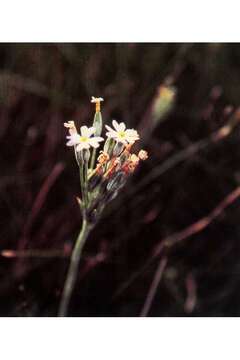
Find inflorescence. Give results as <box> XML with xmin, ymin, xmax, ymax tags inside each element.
<box><xmin>64</xmin><ymin>97</ymin><xmax>148</xmax><ymax>224</ymax></box>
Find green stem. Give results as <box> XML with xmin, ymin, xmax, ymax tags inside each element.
<box><xmin>90</xmin><ymin>148</ymin><xmax>97</xmax><ymax>170</ymax></box>
<box><xmin>84</xmin><ymin>160</ymin><xmax>89</xmax><ymax>205</ymax></box>
<box><xmin>58</xmin><ymin>218</ymin><xmax>91</xmax><ymax>316</ymax></box>
<box><xmin>79</xmin><ymin>164</ymin><xmax>86</xmax><ymax>212</ymax></box>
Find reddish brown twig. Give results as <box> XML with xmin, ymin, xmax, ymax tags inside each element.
<box><xmin>113</xmin><ymin>186</ymin><xmax>240</xmax><ymax>299</ymax></box>
<box><xmin>140</xmin><ymin>257</ymin><xmax>168</xmax><ymax>317</ymax></box>
<box><xmin>1</xmin><ymin>248</ymin><xmax>70</xmax><ymax>259</ymax></box>
<box><xmin>132</xmin><ymin>112</ymin><xmax>240</xmax><ymax>196</ymax></box>
<box><xmin>106</xmin><ymin>108</ymin><xmax>240</xmax><ymax>220</ymax></box>
<box><xmin>154</xmin><ymin>185</ymin><xmax>240</xmax><ymax>255</ymax></box>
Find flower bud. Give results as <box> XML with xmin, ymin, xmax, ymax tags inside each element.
<box><xmin>103</xmin><ymin>137</ymin><xmax>115</xmax><ymax>156</ymax></box>
<box><xmin>82</xmin><ymin>149</ymin><xmax>90</xmax><ymax>163</ymax></box>
<box><xmin>92</xmin><ymin>112</ymin><xmax>102</xmax><ymax>137</ymax></box>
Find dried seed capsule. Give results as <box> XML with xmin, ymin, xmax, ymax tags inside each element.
<box><xmin>97</xmin><ymin>151</ymin><xmax>110</xmax><ymax>165</ymax></box>
<box><xmin>119</xmin><ymin>151</ymin><xmax>128</xmax><ymax>165</ymax></box>
<box><xmin>99</xmin><ymin>178</ymin><xmax>109</xmax><ymax>194</ymax></box>
<box><xmin>88</xmin><ymin>174</ymin><xmax>103</xmax><ymax>191</ymax></box>
<box><xmin>102</xmin><ymin>189</ymin><xmax>119</xmax><ymax>203</ymax></box>
<box><xmin>107</xmin><ymin>171</ymin><xmax>125</xmax><ymax>192</ymax></box>
<box><xmin>107</xmin><ymin>190</ymin><xmax>119</xmax><ymax>202</ymax></box>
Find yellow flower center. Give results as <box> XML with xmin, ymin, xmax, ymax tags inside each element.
<box><xmin>118</xmin><ymin>131</ymin><xmax>126</xmax><ymax>138</ymax></box>
<box><xmin>80</xmin><ymin>136</ymin><xmax>88</xmax><ymax>142</ymax></box>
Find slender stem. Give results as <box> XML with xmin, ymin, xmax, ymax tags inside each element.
<box><xmin>90</xmin><ymin>148</ymin><xmax>97</xmax><ymax>170</ymax></box>
<box><xmin>58</xmin><ymin>218</ymin><xmax>91</xmax><ymax>316</ymax></box>
<box><xmin>79</xmin><ymin>162</ymin><xmax>84</xmax><ymax>193</ymax></box>
<box><xmin>79</xmin><ymin>164</ymin><xmax>87</xmax><ymax>214</ymax></box>
<box><xmin>84</xmin><ymin>160</ymin><xmax>89</xmax><ymax>205</ymax></box>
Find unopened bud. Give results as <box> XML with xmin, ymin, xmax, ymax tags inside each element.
<box><xmin>104</xmin><ymin>137</ymin><xmax>115</xmax><ymax>156</ymax></box>
<box><xmin>92</xmin><ymin>112</ymin><xmax>103</xmax><ymax>136</ymax></box>
<box><xmin>82</xmin><ymin>149</ymin><xmax>90</xmax><ymax>163</ymax></box>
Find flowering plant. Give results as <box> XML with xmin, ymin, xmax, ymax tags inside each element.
<box><xmin>59</xmin><ymin>97</ymin><xmax>148</xmax><ymax>316</ymax></box>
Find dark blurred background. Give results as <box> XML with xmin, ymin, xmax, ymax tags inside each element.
<box><xmin>1</xmin><ymin>43</ymin><xmax>240</xmax><ymax>316</ymax></box>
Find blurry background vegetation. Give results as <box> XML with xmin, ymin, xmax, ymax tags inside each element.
<box><xmin>1</xmin><ymin>43</ymin><xmax>240</xmax><ymax>316</ymax></box>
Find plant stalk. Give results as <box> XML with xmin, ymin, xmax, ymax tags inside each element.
<box><xmin>58</xmin><ymin>218</ymin><xmax>91</xmax><ymax>316</ymax></box>
<box><xmin>90</xmin><ymin>148</ymin><xmax>97</xmax><ymax>170</ymax></box>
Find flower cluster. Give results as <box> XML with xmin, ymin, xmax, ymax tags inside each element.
<box><xmin>64</xmin><ymin>97</ymin><xmax>148</xmax><ymax>224</ymax></box>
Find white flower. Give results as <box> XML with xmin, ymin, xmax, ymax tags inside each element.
<box><xmin>105</xmin><ymin>120</ymin><xmax>140</xmax><ymax>144</ymax></box>
<box><xmin>66</xmin><ymin>125</ymin><xmax>104</xmax><ymax>151</ymax></box>
<box><xmin>91</xmin><ymin>96</ymin><xmax>104</xmax><ymax>103</ymax></box>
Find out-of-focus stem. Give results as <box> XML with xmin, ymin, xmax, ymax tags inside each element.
<box><xmin>58</xmin><ymin>218</ymin><xmax>91</xmax><ymax>316</ymax></box>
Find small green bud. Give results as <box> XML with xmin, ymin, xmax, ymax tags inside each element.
<box><xmin>82</xmin><ymin>149</ymin><xmax>90</xmax><ymax>163</ymax></box>
<box><xmin>103</xmin><ymin>137</ymin><xmax>115</xmax><ymax>156</ymax></box>
<box><xmin>92</xmin><ymin>112</ymin><xmax>102</xmax><ymax>137</ymax></box>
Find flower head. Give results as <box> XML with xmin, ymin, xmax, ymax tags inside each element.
<box><xmin>138</xmin><ymin>150</ymin><xmax>148</xmax><ymax>160</ymax></box>
<box><xmin>66</xmin><ymin>125</ymin><xmax>104</xmax><ymax>151</ymax></box>
<box><xmin>91</xmin><ymin>96</ymin><xmax>104</xmax><ymax>112</ymax></box>
<box><xmin>105</xmin><ymin>120</ymin><xmax>139</xmax><ymax>145</ymax></box>
<box><xmin>91</xmin><ymin>96</ymin><xmax>104</xmax><ymax>103</ymax></box>
<box><xmin>130</xmin><ymin>154</ymin><xmax>140</xmax><ymax>165</ymax></box>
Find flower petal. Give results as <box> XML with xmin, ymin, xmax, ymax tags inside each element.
<box><xmin>66</xmin><ymin>133</ymin><xmax>80</xmax><ymax>146</ymax></box>
<box><xmin>93</xmin><ymin>136</ymin><xmax>104</xmax><ymax>142</ymax></box>
<box><xmin>118</xmin><ymin>122</ymin><xmax>126</xmax><ymax>132</ymax></box>
<box><xmin>125</xmin><ymin>129</ymin><xmax>140</xmax><ymax>143</ymax></box>
<box><xmin>91</xmin><ymin>96</ymin><xmax>104</xmax><ymax>103</ymax></box>
<box><xmin>88</xmin><ymin>139</ymin><xmax>100</xmax><ymax>148</ymax></box>
<box><xmin>76</xmin><ymin>142</ymin><xmax>90</xmax><ymax>151</ymax></box>
<box><xmin>118</xmin><ymin>138</ymin><xmax>128</xmax><ymax>145</ymax></box>
<box><xmin>88</xmin><ymin>127</ymin><xmax>96</xmax><ymax>136</ymax></box>
<box><xmin>106</xmin><ymin>132</ymin><xmax>115</xmax><ymax>138</ymax></box>
<box><xmin>80</xmin><ymin>126</ymin><xmax>90</xmax><ymax>137</ymax></box>
<box><xmin>112</xmin><ymin>120</ymin><xmax>120</xmax><ymax>131</ymax></box>
<box><xmin>105</xmin><ymin>125</ymin><xmax>113</xmax><ymax>132</ymax></box>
